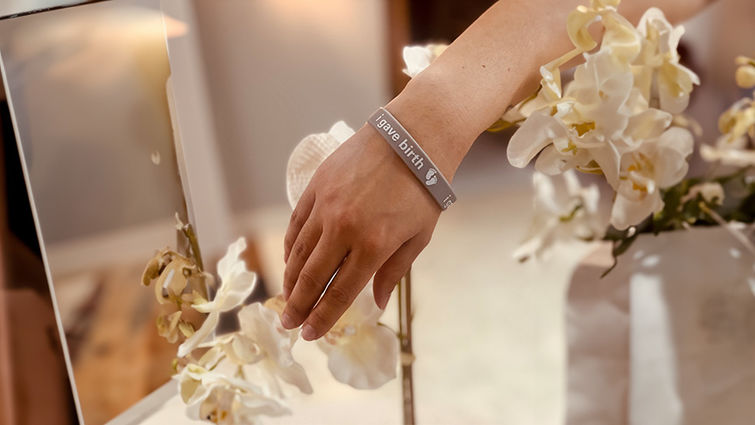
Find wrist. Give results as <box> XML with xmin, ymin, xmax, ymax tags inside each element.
<box><xmin>384</xmin><ymin>70</ymin><xmax>478</xmax><ymax>181</ymax></box>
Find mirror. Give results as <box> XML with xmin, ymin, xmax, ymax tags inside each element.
<box><xmin>0</xmin><ymin>0</ymin><xmax>191</xmax><ymax>423</ymax></box>
<box><xmin>0</xmin><ymin>1</ymin><xmax>100</xmax><ymax>21</ymax></box>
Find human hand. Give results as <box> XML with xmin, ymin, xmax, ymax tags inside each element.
<box><xmin>280</xmin><ymin>123</ymin><xmax>443</xmax><ymax>341</ymax></box>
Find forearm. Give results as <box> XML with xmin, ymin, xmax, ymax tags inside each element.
<box><xmin>385</xmin><ymin>0</ymin><xmax>714</xmax><ymax>180</ymax></box>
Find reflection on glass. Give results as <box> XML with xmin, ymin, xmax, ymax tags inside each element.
<box><xmin>0</xmin><ymin>0</ymin><xmax>83</xmax><ymax>19</ymax></box>
<box><xmin>0</xmin><ymin>0</ymin><xmax>188</xmax><ymax>423</ymax></box>
<box><xmin>1</xmin><ymin>96</ymin><xmax>78</xmax><ymax>425</ymax></box>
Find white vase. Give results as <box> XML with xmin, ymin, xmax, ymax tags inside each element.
<box><xmin>565</xmin><ymin>226</ymin><xmax>755</xmax><ymax>425</ymax></box>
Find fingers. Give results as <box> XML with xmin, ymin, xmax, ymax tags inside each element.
<box><xmin>282</xmin><ymin>216</ymin><xmax>322</xmax><ymax>300</ymax></box>
<box><xmin>299</xmin><ymin>251</ymin><xmax>382</xmax><ymax>341</ymax></box>
<box><xmin>372</xmin><ymin>233</ymin><xmax>430</xmax><ymax>309</ymax></box>
<box><xmin>281</xmin><ymin>234</ymin><xmax>347</xmax><ymax>330</ymax></box>
<box><xmin>284</xmin><ymin>189</ymin><xmax>315</xmax><ymax>264</ymax></box>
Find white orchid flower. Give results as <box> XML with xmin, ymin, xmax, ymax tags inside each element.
<box><xmin>507</xmin><ymin>1</ymin><xmax>697</xmax><ymax>231</ymax></box>
<box><xmin>735</xmin><ymin>56</ymin><xmax>755</xmax><ymax>88</ymax></box>
<box><xmin>402</xmin><ymin>44</ymin><xmax>447</xmax><ymax>78</ymax></box>
<box><xmin>178</xmin><ymin>238</ymin><xmax>257</xmax><ymax>358</ymax></box>
<box><xmin>177</xmin><ymin>363</ymin><xmax>290</xmax><ymax>424</ymax></box>
<box><xmin>700</xmin><ymin>135</ymin><xmax>755</xmax><ymax>168</ymax></box>
<box><xmin>286</xmin><ymin>121</ymin><xmax>355</xmax><ymax>208</ymax></box>
<box><xmin>611</xmin><ymin>127</ymin><xmax>693</xmax><ymax>229</ymax></box>
<box><xmin>634</xmin><ymin>8</ymin><xmax>700</xmax><ymax>114</ymax></box>
<box><xmin>681</xmin><ymin>182</ymin><xmax>725</xmax><ymax>206</ymax></box>
<box><xmin>508</xmin><ymin>51</ymin><xmax>638</xmax><ymax>187</ymax></box>
<box><xmin>514</xmin><ymin>170</ymin><xmax>604</xmax><ymax>261</ymax></box>
<box><xmin>700</xmin><ymin>90</ymin><xmax>755</xmax><ymax>167</ymax></box>
<box><xmin>236</xmin><ymin>303</ymin><xmax>313</xmax><ymax>395</ymax></box>
<box><xmin>317</xmin><ymin>285</ymin><xmax>398</xmax><ymax>389</ymax></box>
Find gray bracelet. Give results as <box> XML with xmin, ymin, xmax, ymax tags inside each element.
<box><xmin>367</xmin><ymin>107</ymin><xmax>456</xmax><ymax>210</ymax></box>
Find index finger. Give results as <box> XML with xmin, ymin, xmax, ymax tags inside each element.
<box><xmin>299</xmin><ymin>249</ymin><xmax>388</xmax><ymax>341</ymax></box>
<box><xmin>284</xmin><ymin>189</ymin><xmax>315</xmax><ymax>264</ymax></box>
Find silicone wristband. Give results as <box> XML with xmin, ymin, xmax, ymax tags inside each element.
<box><xmin>367</xmin><ymin>107</ymin><xmax>456</xmax><ymax>210</ymax></box>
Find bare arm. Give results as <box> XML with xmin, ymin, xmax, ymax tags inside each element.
<box><xmin>281</xmin><ymin>0</ymin><xmax>715</xmax><ymax>340</ymax></box>
<box><xmin>389</xmin><ymin>0</ymin><xmax>715</xmax><ymax>179</ymax></box>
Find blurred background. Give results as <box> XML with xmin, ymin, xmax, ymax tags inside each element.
<box><xmin>0</xmin><ymin>0</ymin><xmax>753</xmax><ymax>424</ymax></box>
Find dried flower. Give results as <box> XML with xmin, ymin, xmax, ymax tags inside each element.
<box><xmin>735</xmin><ymin>56</ymin><xmax>755</xmax><ymax>89</ymax></box>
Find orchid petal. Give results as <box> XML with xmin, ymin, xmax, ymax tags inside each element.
<box><xmin>508</xmin><ymin>112</ymin><xmax>568</xmax><ymax>168</ymax></box>
<box><xmin>319</xmin><ymin>323</ymin><xmax>398</xmax><ymax>390</ymax></box>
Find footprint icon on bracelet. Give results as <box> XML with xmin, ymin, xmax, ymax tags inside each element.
<box><xmin>425</xmin><ymin>168</ymin><xmax>438</xmax><ymax>186</ymax></box>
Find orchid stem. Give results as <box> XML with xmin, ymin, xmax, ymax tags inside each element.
<box><xmin>398</xmin><ymin>268</ymin><xmax>415</xmax><ymax>425</ymax></box>
<box><xmin>183</xmin><ymin>223</ymin><xmax>205</xmax><ymax>272</ymax></box>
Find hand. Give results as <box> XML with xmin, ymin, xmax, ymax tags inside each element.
<box><xmin>280</xmin><ymin>123</ymin><xmax>442</xmax><ymax>341</ymax></box>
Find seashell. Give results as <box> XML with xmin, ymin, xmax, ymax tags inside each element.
<box><xmin>286</xmin><ymin>121</ymin><xmax>355</xmax><ymax>209</ymax></box>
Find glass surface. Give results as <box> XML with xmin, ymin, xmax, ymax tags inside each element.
<box><xmin>0</xmin><ymin>98</ymin><xmax>78</xmax><ymax>425</ymax></box>
<box><xmin>0</xmin><ymin>0</ymin><xmax>188</xmax><ymax>423</ymax></box>
<box><xmin>0</xmin><ymin>1</ymin><xmax>616</xmax><ymax>424</ymax></box>
<box><xmin>0</xmin><ymin>0</ymin><xmax>93</xmax><ymax>20</ymax></box>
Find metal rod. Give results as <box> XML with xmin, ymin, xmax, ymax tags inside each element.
<box><xmin>398</xmin><ymin>268</ymin><xmax>415</xmax><ymax>425</ymax></box>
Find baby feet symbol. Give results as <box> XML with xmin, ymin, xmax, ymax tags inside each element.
<box><xmin>425</xmin><ymin>168</ymin><xmax>438</xmax><ymax>186</ymax></box>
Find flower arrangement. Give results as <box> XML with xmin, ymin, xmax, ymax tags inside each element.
<box><xmin>141</xmin><ymin>218</ymin><xmax>399</xmax><ymax>424</ymax></box>
<box><xmin>404</xmin><ymin>0</ymin><xmax>755</xmax><ymax>267</ymax></box>
<box><xmin>142</xmin><ymin>1</ymin><xmax>755</xmax><ymax>423</ymax></box>
<box><xmin>513</xmin><ymin>3</ymin><xmax>755</xmax><ymax>267</ymax></box>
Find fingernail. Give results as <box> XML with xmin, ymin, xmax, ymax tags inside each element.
<box><xmin>281</xmin><ymin>312</ymin><xmax>295</xmax><ymax>329</ymax></box>
<box><xmin>376</xmin><ymin>293</ymin><xmax>389</xmax><ymax>310</ymax></box>
<box><xmin>301</xmin><ymin>324</ymin><xmax>316</xmax><ymax>341</ymax></box>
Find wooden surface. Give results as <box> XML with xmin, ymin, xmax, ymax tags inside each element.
<box><xmin>386</xmin><ymin>0</ymin><xmax>411</xmax><ymax>96</ymax></box>
<box><xmin>69</xmin><ymin>264</ymin><xmax>177</xmax><ymax>425</ymax></box>
<box><xmin>0</xmin><ymin>90</ymin><xmax>12</xmax><ymax>425</ymax></box>
<box><xmin>62</xmin><ymin>235</ymin><xmax>268</xmax><ymax>424</ymax></box>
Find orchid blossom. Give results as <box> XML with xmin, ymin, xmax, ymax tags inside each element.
<box><xmin>700</xmin><ymin>59</ymin><xmax>755</xmax><ymax>168</ymax></box>
<box><xmin>177</xmin><ymin>363</ymin><xmax>290</xmax><ymax>425</ymax></box>
<box><xmin>506</xmin><ymin>1</ymin><xmax>697</xmax><ymax>230</ymax></box>
<box><xmin>611</xmin><ymin>127</ymin><xmax>693</xmax><ymax>229</ymax></box>
<box><xmin>286</xmin><ymin>121</ymin><xmax>354</xmax><ymax>208</ymax></box>
<box><xmin>402</xmin><ymin>44</ymin><xmax>448</xmax><ymax>78</ymax></box>
<box><xmin>178</xmin><ymin>238</ymin><xmax>258</xmax><ymax>358</ymax></box>
<box><xmin>317</xmin><ymin>285</ymin><xmax>399</xmax><ymax>390</ymax></box>
<box><xmin>514</xmin><ymin>170</ymin><xmax>604</xmax><ymax>261</ymax></box>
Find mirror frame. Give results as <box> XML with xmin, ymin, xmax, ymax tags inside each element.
<box><xmin>0</xmin><ymin>0</ymin><xmax>111</xmax><ymax>21</ymax></box>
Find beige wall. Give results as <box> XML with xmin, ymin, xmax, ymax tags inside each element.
<box><xmin>679</xmin><ymin>0</ymin><xmax>755</xmax><ymax>146</ymax></box>
<box><xmin>192</xmin><ymin>0</ymin><xmax>391</xmax><ymax>211</ymax></box>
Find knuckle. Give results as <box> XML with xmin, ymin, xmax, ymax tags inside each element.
<box><xmin>330</xmin><ymin>209</ymin><xmax>357</xmax><ymax>235</ymax></box>
<box><xmin>289</xmin><ymin>208</ymin><xmax>302</xmax><ymax>227</ymax></box>
<box><xmin>292</xmin><ymin>239</ymin><xmax>309</xmax><ymax>259</ymax></box>
<box><xmin>326</xmin><ymin>285</ymin><xmax>353</xmax><ymax>307</ymax></box>
<box><xmin>297</xmin><ymin>269</ymin><xmax>321</xmax><ymax>293</ymax></box>
<box><xmin>307</xmin><ymin>308</ymin><xmax>333</xmax><ymax>332</ymax></box>
<box><xmin>284</xmin><ymin>299</ymin><xmax>307</xmax><ymax>319</ymax></box>
<box><xmin>283</xmin><ymin>269</ymin><xmax>296</xmax><ymax>291</ymax></box>
<box><xmin>360</xmin><ymin>234</ymin><xmax>385</xmax><ymax>253</ymax></box>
